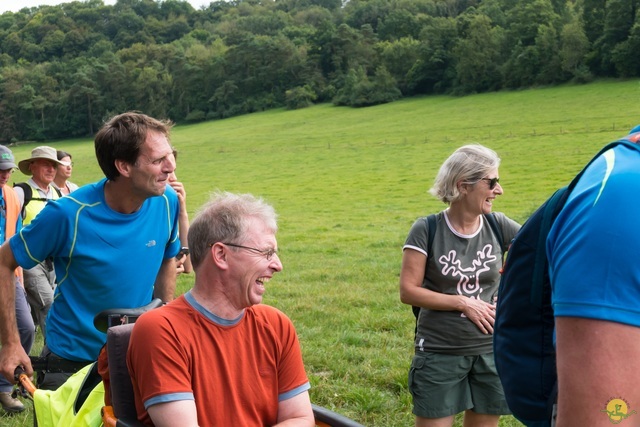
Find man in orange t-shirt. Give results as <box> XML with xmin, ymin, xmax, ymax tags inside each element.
<box><xmin>128</xmin><ymin>192</ymin><xmax>314</xmax><ymax>426</ymax></box>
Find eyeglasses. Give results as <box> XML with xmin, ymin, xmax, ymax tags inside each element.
<box><xmin>222</xmin><ymin>243</ymin><xmax>278</xmax><ymax>261</ymax></box>
<box><xmin>480</xmin><ymin>177</ymin><xmax>500</xmax><ymax>190</ymax></box>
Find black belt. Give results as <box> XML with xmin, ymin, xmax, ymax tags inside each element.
<box><xmin>30</xmin><ymin>355</ymin><xmax>92</xmax><ymax>374</ymax></box>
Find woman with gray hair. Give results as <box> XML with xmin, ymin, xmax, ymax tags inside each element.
<box><xmin>399</xmin><ymin>144</ymin><xmax>520</xmax><ymax>427</ymax></box>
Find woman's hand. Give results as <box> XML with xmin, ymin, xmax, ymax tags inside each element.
<box><xmin>460</xmin><ymin>297</ymin><xmax>496</xmax><ymax>334</ymax></box>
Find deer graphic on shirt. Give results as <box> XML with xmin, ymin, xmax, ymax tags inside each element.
<box><xmin>438</xmin><ymin>244</ymin><xmax>497</xmax><ymax>317</ymax></box>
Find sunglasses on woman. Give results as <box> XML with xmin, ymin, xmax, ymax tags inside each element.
<box><xmin>480</xmin><ymin>177</ymin><xmax>500</xmax><ymax>189</ymax></box>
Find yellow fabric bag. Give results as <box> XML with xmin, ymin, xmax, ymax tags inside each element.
<box><xmin>34</xmin><ymin>363</ymin><xmax>104</xmax><ymax>427</ymax></box>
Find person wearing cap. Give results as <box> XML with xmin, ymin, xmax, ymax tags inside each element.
<box><xmin>13</xmin><ymin>146</ymin><xmax>69</xmax><ymax>343</ymax></box>
<box><xmin>0</xmin><ymin>112</ymin><xmax>181</xmax><ymax>391</ymax></box>
<box><xmin>53</xmin><ymin>150</ymin><xmax>79</xmax><ymax>196</ymax></box>
<box><xmin>0</xmin><ymin>146</ymin><xmax>34</xmax><ymax>413</ymax></box>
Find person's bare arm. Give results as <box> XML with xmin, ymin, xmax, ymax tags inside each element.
<box><xmin>153</xmin><ymin>257</ymin><xmax>177</xmax><ymax>302</ymax></box>
<box><xmin>169</xmin><ymin>179</ymin><xmax>192</xmax><ymax>274</ymax></box>
<box><xmin>148</xmin><ymin>400</ymin><xmax>199</xmax><ymax>427</ymax></box>
<box><xmin>275</xmin><ymin>391</ymin><xmax>315</xmax><ymax>426</ymax></box>
<box><xmin>399</xmin><ymin>249</ymin><xmax>496</xmax><ymax>334</ymax></box>
<box><xmin>0</xmin><ymin>243</ymin><xmax>32</xmax><ymax>382</ymax></box>
<box><xmin>177</xmin><ymin>210</ymin><xmax>192</xmax><ymax>274</ymax></box>
<box><xmin>555</xmin><ymin>317</ymin><xmax>640</xmax><ymax>427</ymax></box>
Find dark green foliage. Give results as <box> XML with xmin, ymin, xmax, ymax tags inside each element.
<box><xmin>285</xmin><ymin>85</ymin><xmax>318</xmax><ymax>109</ymax></box>
<box><xmin>583</xmin><ymin>0</ymin><xmax>606</xmax><ymax>43</ymax></box>
<box><xmin>560</xmin><ymin>18</ymin><xmax>590</xmax><ymax>79</ymax></box>
<box><xmin>377</xmin><ymin>37</ymin><xmax>421</xmax><ymax>94</ymax></box>
<box><xmin>185</xmin><ymin>109</ymin><xmax>206</xmax><ymax>122</ymax></box>
<box><xmin>406</xmin><ymin>16</ymin><xmax>458</xmax><ymax>94</ymax></box>
<box><xmin>333</xmin><ymin>65</ymin><xmax>401</xmax><ymax>107</ymax></box>
<box><xmin>453</xmin><ymin>13</ymin><xmax>503</xmax><ymax>93</ymax></box>
<box><xmin>611</xmin><ymin>21</ymin><xmax>640</xmax><ymax>77</ymax></box>
<box><xmin>0</xmin><ymin>0</ymin><xmax>639</xmax><ymax>142</ymax></box>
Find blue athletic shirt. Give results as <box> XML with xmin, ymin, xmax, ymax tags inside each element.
<box><xmin>10</xmin><ymin>178</ymin><xmax>181</xmax><ymax>361</ymax></box>
<box><xmin>547</xmin><ymin>144</ymin><xmax>640</xmax><ymax>327</ymax></box>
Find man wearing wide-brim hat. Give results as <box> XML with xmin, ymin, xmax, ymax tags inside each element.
<box><xmin>13</xmin><ymin>146</ymin><xmax>69</xmax><ymax>350</ymax></box>
<box><xmin>17</xmin><ymin>146</ymin><xmax>70</xmax><ymax>178</ymax></box>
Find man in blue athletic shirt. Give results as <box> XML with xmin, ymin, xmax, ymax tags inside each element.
<box><xmin>0</xmin><ymin>112</ymin><xmax>182</xmax><ymax>390</ymax></box>
<box><xmin>547</xmin><ymin>127</ymin><xmax>640</xmax><ymax>427</ymax></box>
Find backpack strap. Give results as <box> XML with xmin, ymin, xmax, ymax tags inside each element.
<box><xmin>412</xmin><ymin>214</ymin><xmax>437</xmax><ymax>329</ymax></box>
<box><xmin>13</xmin><ymin>183</ymin><xmax>32</xmax><ymax>219</ymax></box>
<box><xmin>531</xmin><ymin>186</ymin><xmax>570</xmax><ymax>307</ymax></box>
<box><xmin>426</xmin><ymin>213</ymin><xmax>438</xmax><ymax>263</ymax></box>
<box><xmin>14</xmin><ymin>182</ymin><xmax>63</xmax><ymax>219</ymax></box>
<box><xmin>483</xmin><ymin>212</ymin><xmax>504</xmax><ymax>254</ymax></box>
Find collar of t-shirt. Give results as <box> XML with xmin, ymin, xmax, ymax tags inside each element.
<box><xmin>28</xmin><ymin>178</ymin><xmax>56</xmax><ymax>198</ymax></box>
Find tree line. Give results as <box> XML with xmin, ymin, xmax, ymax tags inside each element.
<box><xmin>0</xmin><ymin>0</ymin><xmax>638</xmax><ymax>142</ymax></box>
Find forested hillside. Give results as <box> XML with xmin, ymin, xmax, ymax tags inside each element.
<box><xmin>0</xmin><ymin>0</ymin><xmax>637</xmax><ymax>142</ymax></box>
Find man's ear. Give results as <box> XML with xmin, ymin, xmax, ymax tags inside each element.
<box><xmin>211</xmin><ymin>243</ymin><xmax>228</xmax><ymax>270</ymax></box>
<box><xmin>115</xmin><ymin>159</ymin><xmax>132</xmax><ymax>178</ymax></box>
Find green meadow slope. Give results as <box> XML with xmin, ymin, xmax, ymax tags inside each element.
<box><xmin>3</xmin><ymin>79</ymin><xmax>639</xmax><ymax>426</ymax></box>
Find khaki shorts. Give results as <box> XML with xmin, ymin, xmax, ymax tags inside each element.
<box><xmin>408</xmin><ymin>351</ymin><xmax>511</xmax><ymax>418</ymax></box>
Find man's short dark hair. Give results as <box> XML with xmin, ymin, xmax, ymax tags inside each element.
<box><xmin>94</xmin><ymin>112</ymin><xmax>173</xmax><ymax>181</ymax></box>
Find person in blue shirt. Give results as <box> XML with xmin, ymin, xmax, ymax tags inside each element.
<box><xmin>547</xmin><ymin>127</ymin><xmax>640</xmax><ymax>427</ymax></box>
<box><xmin>0</xmin><ymin>145</ymin><xmax>34</xmax><ymax>413</ymax></box>
<box><xmin>0</xmin><ymin>112</ymin><xmax>182</xmax><ymax>390</ymax></box>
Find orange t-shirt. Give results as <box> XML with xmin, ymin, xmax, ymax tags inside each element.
<box><xmin>128</xmin><ymin>293</ymin><xmax>310</xmax><ymax>426</ymax></box>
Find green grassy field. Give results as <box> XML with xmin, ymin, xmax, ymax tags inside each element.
<box><xmin>2</xmin><ymin>79</ymin><xmax>639</xmax><ymax>426</ymax></box>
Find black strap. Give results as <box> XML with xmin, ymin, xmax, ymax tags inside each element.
<box><xmin>14</xmin><ymin>183</ymin><xmax>32</xmax><ymax>219</ymax></box>
<box><xmin>74</xmin><ymin>362</ymin><xmax>102</xmax><ymax>413</ymax></box>
<box><xmin>426</xmin><ymin>214</ymin><xmax>438</xmax><ymax>263</ymax></box>
<box><xmin>29</xmin><ymin>355</ymin><xmax>90</xmax><ymax>374</ymax></box>
<box><xmin>411</xmin><ymin>214</ymin><xmax>438</xmax><ymax>322</ymax></box>
<box><xmin>14</xmin><ymin>182</ymin><xmax>62</xmax><ymax>219</ymax></box>
<box><xmin>484</xmin><ymin>212</ymin><xmax>504</xmax><ymax>252</ymax></box>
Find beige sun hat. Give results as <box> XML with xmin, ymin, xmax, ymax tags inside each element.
<box><xmin>18</xmin><ymin>146</ymin><xmax>71</xmax><ymax>175</ymax></box>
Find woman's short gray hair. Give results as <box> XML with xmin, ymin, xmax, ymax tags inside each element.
<box><xmin>188</xmin><ymin>191</ymin><xmax>278</xmax><ymax>270</ymax></box>
<box><xmin>429</xmin><ymin>144</ymin><xmax>501</xmax><ymax>204</ymax></box>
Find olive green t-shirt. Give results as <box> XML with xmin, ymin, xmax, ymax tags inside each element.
<box><xmin>403</xmin><ymin>210</ymin><xmax>520</xmax><ymax>355</ymax></box>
